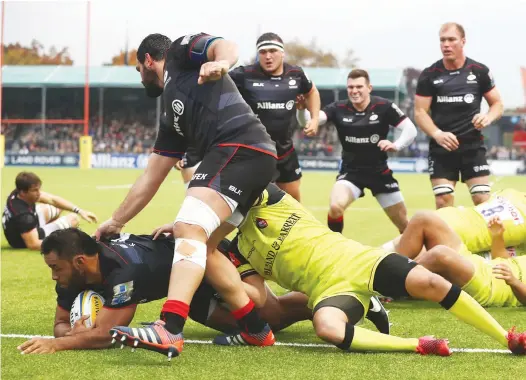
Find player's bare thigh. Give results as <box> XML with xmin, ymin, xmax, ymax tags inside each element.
<box><xmin>431</xmin><ymin>178</ymin><xmax>456</xmax><ymax>209</ymax></box>
<box><xmin>416</xmin><ymin>245</ymin><xmax>476</xmax><ymax>287</ymax></box>
<box><xmin>465</xmin><ymin>175</ymin><xmax>491</xmax><ymax>206</ymax></box>
<box><xmin>396</xmin><ymin>211</ymin><xmax>463</xmax><ymax>259</ymax></box>
<box><xmin>329</xmin><ymin>180</ymin><xmax>360</xmax><ymax>218</ymax></box>
<box><xmin>276</xmin><ymin>179</ymin><xmax>301</xmax><ymax>202</ymax></box>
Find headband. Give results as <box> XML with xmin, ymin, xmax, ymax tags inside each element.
<box><xmin>256</xmin><ymin>40</ymin><xmax>284</xmax><ymax>52</ymax></box>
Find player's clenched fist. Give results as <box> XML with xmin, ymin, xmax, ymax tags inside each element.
<box><xmin>198</xmin><ymin>60</ymin><xmax>230</xmax><ymax>84</ymax></box>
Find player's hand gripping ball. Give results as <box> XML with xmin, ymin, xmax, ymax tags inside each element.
<box><xmin>70</xmin><ymin>290</ymin><xmax>104</xmax><ymax>328</ymax></box>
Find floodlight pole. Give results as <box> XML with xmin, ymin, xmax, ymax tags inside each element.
<box><xmin>83</xmin><ymin>1</ymin><xmax>91</xmax><ymax>136</ymax></box>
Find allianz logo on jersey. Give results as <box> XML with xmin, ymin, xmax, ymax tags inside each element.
<box><xmin>436</xmin><ymin>94</ymin><xmax>475</xmax><ymax>104</ymax></box>
<box><xmin>257</xmin><ymin>100</ymin><xmax>295</xmax><ymax>110</ymax></box>
<box><xmin>345</xmin><ymin>134</ymin><xmax>380</xmax><ymax>144</ymax></box>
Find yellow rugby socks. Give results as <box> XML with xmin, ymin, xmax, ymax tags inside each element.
<box><xmin>337</xmin><ymin>324</ymin><xmax>418</xmax><ymax>352</ymax></box>
<box><xmin>440</xmin><ymin>285</ymin><xmax>508</xmax><ymax>347</ymax></box>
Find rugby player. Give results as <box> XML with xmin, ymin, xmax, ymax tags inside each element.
<box><xmin>395</xmin><ymin>213</ymin><xmax>526</xmax><ymax>308</ymax></box>
<box><xmin>414</xmin><ymin>22</ymin><xmax>503</xmax><ymax>209</ymax></box>
<box><xmin>383</xmin><ymin>188</ymin><xmax>526</xmax><ymax>257</ymax></box>
<box><xmin>95</xmin><ymin>33</ymin><xmax>278</xmax><ymax>358</ymax></box>
<box><xmin>2</xmin><ymin>171</ymin><xmax>97</xmax><ymax>250</ymax></box>
<box><xmin>136</xmin><ymin>184</ymin><xmax>525</xmax><ymax>355</ymax></box>
<box><xmin>17</xmin><ymin>229</ymin><xmax>311</xmax><ymax>355</ymax></box>
<box><xmin>226</xmin><ymin>32</ymin><xmax>321</xmax><ymax>202</ymax></box>
<box><xmin>296</xmin><ymin>69</ymin><xmax>417</xmax><ymax>233</ymax></box>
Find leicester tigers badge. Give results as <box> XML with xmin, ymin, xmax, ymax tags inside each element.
<box><xmin>256</xmin><ymin>218</ymin><xmax>268</xmax><ymax>229</ymax></box>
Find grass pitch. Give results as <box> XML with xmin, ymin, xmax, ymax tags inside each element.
<box><xmin>1</xmin><ymin>167</ymin><xmax>525</xmax><ymax>379</ymax></box>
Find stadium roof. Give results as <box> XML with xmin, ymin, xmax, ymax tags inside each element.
<box><xmin>1</xmin><ymin>65</ymin><xmax>406</xmax><ymax>92</ymax></box>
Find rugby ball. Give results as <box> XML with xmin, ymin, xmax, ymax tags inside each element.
<box><xmin>70</xmin><ymin>290</ymin><xmax>105</xmax><ymax>328</ymax></box>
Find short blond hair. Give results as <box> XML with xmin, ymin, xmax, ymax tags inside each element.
<box><xmin>440</xmin><ymin>22</ymin><xmax>466</xmax><ymax>38</ymax></box>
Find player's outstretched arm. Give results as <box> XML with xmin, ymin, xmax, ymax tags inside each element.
<box><xmin>18</xmin><ymin>306</ymin><xmax>137</xmax><ymax>354</ymax></box>
<box><xmin>488</xmin><ymin>216</ymin><xmax>509</xmax><ymax>259</ymax></box>
<box><xmin>96</xmin><ymin>154</ymin><xmax>178</xmax><ymax>239</ymax></box>
<box><xmin>38</xmin><ymin>191</ymin><xmax>97</xmax><ymax>222</ymax></box>
<box><xmin>492</xmin><ymin>263</ymin><xmax>526</xmax><ymax>306</ymax></box>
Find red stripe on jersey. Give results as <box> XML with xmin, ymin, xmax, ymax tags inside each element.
<box><xmin>466</xmin><ymin>63</ymin><xmax>483</xmax><ymax>70</ymax></box>
<box><xmin>370</xmin><ymin>102</ymin><xmax>386</xmax><ymax>111</ymax></box>
<box><xmin>381</xmin><ymin>168</ymin><xmax>391</xmax><ymax>174</ymax></box>
<box><xmin>283</xmin><ymin>69</ymin><xmax>301</xmax><ymax>76</ymax></box>
<box><xmin>427</xmin><ymin>67</ymin><xmax>444</xmax><ymax>73</ymax></box>
<box><xmin>208</xmin><ymin>146</ymin><xmax>239</xmax><ymax>187</ymax></box>
<box><xmin>217</xmin><ymin>143</ymin><xmax>278</xmax><ymax>159</ymax></box>
<box><xmin>337</xmin><ymin>104</ymin><xmax>355</xmax><ymax>112</ymax></box>
<box><xmin>278</xmin><ymin>147</ymin><xmax>295</xmax><ymax>160</ymax></box>
<box><xmin>188</xmin><ymin>35</ymin><xmax>205</xmax><ymax>59</ymax></box>
<box><xmin>98</xmin><ymin>242</ymin><xmax>129</xmax><ymax>265</ymax></box>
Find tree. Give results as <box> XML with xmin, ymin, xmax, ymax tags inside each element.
<box><xmin>245</xmin><ymin>38</ymin><xmax>359</xmax><ymax>68</ymax></box>
<box><xmin>3</xmin><ymin>40</ymin><xmax>73</xmax><ymax>65</ymax></box>
<box><xmin>107</xmin><ymin>49</ymin><xmax>138</xmax><ymax>66</ymax></box>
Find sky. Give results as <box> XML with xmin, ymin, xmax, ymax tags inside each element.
<box><xmin>2</xmin><ymin>0</ymin><xmax>526</xmax><ymax>108</ymax></box>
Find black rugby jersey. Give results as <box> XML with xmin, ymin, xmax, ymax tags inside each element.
<box><xmin>229</xmin><ymin>63</ymin><xmax>313</xmax><ymax>157</ymax></box>
<box><xmin>323</xmin><ymin>96</ymin><xmax>407</xmax><ymax>171</ymax></box>
<box><xmin>153</xmin><ymin>33</ymin><xmax>276</xmax><ymax>161</ymax></box>
<box><xmin>416</xmin><ymin>57</ymin><xmax>495</xmax><ymax>152</ymax></box>
<box><xmin>56</xmin><ymin>234</ymin><xmax>175</xmax><ymax>310</ymax></box>
<box><xmin>2</xmin><ymin>190</ymin><xmax>39</xmax><ymax>248</ymax></box>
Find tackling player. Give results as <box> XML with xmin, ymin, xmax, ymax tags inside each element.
<box><xmin>395</xmin><ymin>213</ymin><xmax>526</xmax><ymax>308</ymax></box>
<box><xmin>414</xmin><ymin>22</ymin><xmax>503</xmax><ymax>209</ymax></box>
<box><xmin>17</xmin><ymin>229</ymin><xmax>311</xmax><ymax>355</ymax></box>
<box><xmin>228</xmin><ymin>32</ymin><xmax>321</xmax><ymax>202</ymax></box>
<box><xmin>2</xmin><ymin>171</ymin><xmax>98</xmax><ymax>250</ymax></box>
<box><xmin>297</xmin><ymin>69</ymin><xmax>417</xmax><ymax>233</ymax></box>
<box><xmin>132</xmin><ymin>184</ymin><xmax>526</xmax><ymax>356</ymax></box>
<box><xmin>95</xmin><ymin>33</ymin><xmax>278</xmax><ymax>358</ymax></box>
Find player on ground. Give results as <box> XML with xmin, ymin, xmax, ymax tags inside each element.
<box><xmin>383</xmin><ymin>188</ymin><xmax>526</xmax><ymax>256</ymax></box>
<box><xmin>2</xmin><ymin>171</ymin><xmax>97</xmax><ymax>250</ymax></box>
<box><xmin>17</xmin><ymin>229</ymin><xmax>312</xmax><ymax>355</ymax></box>
<box><xmin>395</xmin><ymin>213</ymin><xmax>526</xmax><ymax>308</ymax></box>
<box><xmin>414</xmin><ymin>22</ymin><xmax>503</xmax><ymax>209</ymax></box>
<box><xmin>142</xmin><ymin>184</ymin><xmax>526</xmax><ymax>355</ymax></box>
<box><xmin>95</xmin><ymin>33</ymin><xmax>278</xmax><ymax>359</ymax></box>
<box><xmin>296</xmin><ymin>69</ymin><xmax>417</xmax><ymax>233</ymax></box>
<box><xmin>228</xmin><ymin>32</ymin><xmax>321</xmax><ymax>202</ymax></box>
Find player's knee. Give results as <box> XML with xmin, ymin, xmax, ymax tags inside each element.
<box><xmin>329</xmin><ymin>202</ymin><xmax>345</xmax><ymax>218</ymax></box>
<box><xmin>469</xmin><ymin>184</ymin><xmax>491</xmax><ymax>205</ymax></box>
<box><xmin>66</xmin><ymin>213</ymin><xmax>79</xmax><ymax>228</ymax></box>
<box><xmin>313</xmin><ymin>315</ymin><xmax>339</xmax><ymax>343</ymax></box>
<box><xmin>174</xmin><ymin>196</ymin><xmax>221</xmax><ymax>239</ymax></box>
<box><xmin>421</xmin><ymin>245</ymin><xmax>450</xmax><ymax>268</ymax></box>
<box><xmin>410</xmin><ymin>210</ymin><xmax>436</xmax><ymax>226</ymax></box>
<box><xmin>435</xmin><ymin>193</ymin><xmax>453</xmax><ymax>209</ymax></box>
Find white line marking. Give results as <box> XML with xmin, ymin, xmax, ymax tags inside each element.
<box><xmin>0</xmin><ymin>334</ymin><xmax>510</xmax><ymax>353</ymax></box>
